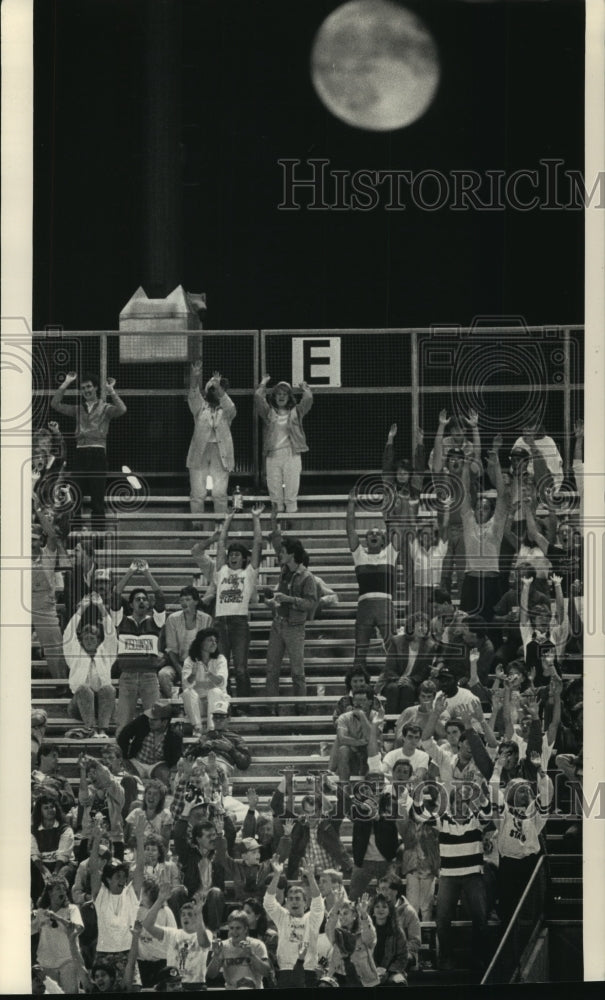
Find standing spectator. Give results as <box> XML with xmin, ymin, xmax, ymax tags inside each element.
<box><xmin>346</xmin><ymin>489</ymin><xmax>399</xmax><ymax>672</ymax></box>
<box><xmin>111</xmin><ymin>559</ymin><xmax>166</xmax><ymax>733</ymax></box>
<box><xmin>142</xmin><ymin>874</ymin><xmax>213</xmax><ymax>989</ymax></box>
<box><xmin>170</xmin><ymin>814</ymin><xmax>226</xmax><ymax>930</ymax></box>
<box><xmin>32</xmin><ymin>421</ymin><xmax>66</xmax><ymax>513</ymax></box>
<box><xmin>182</xmin><ymin>628</ymin><xmax>229</xmax><ymax>737</ymax></box>
<box><xmin>31</xmin><ymin>746</ymin><xmax>75</xmax><ymax>814</ymax></box>
<box><xmin>376</xmin><ymin>876</ymin><xmax>422</xmax><ymax>966</ymax></box>
<box><xmin>159</xmin><ymin>587</ymin><xmax>212</xmax><ymax>699</ymax></box>
<box><xmin>186</xmin><ymin>363</ymin><xmax>236</xmax><ymax>519</ymax></box>
<box><xmin>520</xmin><ymin>573</ymin><xmax>569</xmax><ymax>684</ymax></box>
<box><xmin>270</xmin><ymin>778</ymin><xmax>352</xmax><ymax>879</ymax></box>
<box><xmin>255</xmin><ymin>375</ymin><xmax>313</xmax><ymax>513</ymax></box>
<box><xmin>206</xmin><ymin>909</ymin><xmax>272</xmax><ymax>990</ymax></box>
<box><xmin>125</xmin><ymin>780</ymin><xmax>173</xmax><ymax>850</ymax></box>
<box><xmin>50</xmin><ymin>371</ymin><xmax>126</xmax><ymax>530</ymax></box>
<box><xmin>77</xmin><ymin>752</ymin><xmax>126</xmax><ymax>862</ymax></box>
<box><xmin>63</xmin><ymin>536</ymin><xmax>97</xmax><ymax>624</ymax></box>
<box><xmin>513</xmin><ymin>421</ymin><xmax>564</xmax><ymax>494</ymax></box>
<box><xmin>99</xmin><ymin>744</ymin><xmax>140</xmax><ymax>819</ymax></box>
<box><xmin>31</xmin><ymin>517</ymin><xmax>68</xmax><ymax>680</ymax></box>
<box><xmin>263</xmin><ymin>536</ymin><xmax>317</xmax><ymax>704</ymax></box>
<box><xmin>346</xmin><ymin>772</ymin><xmax>400</xmax><ymax>900</ymax></box>
<box><xmin>212</xmin><ymin>505</ymin><xmax>265</xmax><ymax>703</ymax></box>
<box><xmin>118</xmin><ymin>700</ymin><xmax>183</xmax><ymax>788</ymax></box>
<box><xmin>213</xmin><ymin>830</ymin><xmax>276</xmax><ymax>903</ymax></box>
<box><xmin>368</xmin><ymin>894</ymin><xmax>409</xmax><ymax>986</ymax></box>
<box><xmin>395</xmin><ymin>805</ymin><xmax>440</xmax><ymax>921</ymax></box>
<box><xmin>325</xmin><ymin>894</ymin><xmax>380</xmax><ymax>988</ymax></box>
<box><xmin>63</xmin><ymin>594</ymin><xmax>117</xmax><ymax>738</ymax></box>
<box><xmin>409</xmin><ymin>516</ymin><xmax>450</xmax><ymax>619</ymax></box>
<box><xmin>381</xmin><ymin>723</ymin><xmax>430</xmax><ymax>780</ymax></box>
<box><xmin>411</xmin><ymin>779</ymin><xmax>492</xmax><ymax>973</ymax></box>
<box><xmin>88</xmin><ymin>816</ymin><xmax>146</xmax><ymax>967</ymax></box>
<box><xmin>264</xmin><ymin>857</ymin><xmax>325</xmax><ymax>987</ymax></box>
<box><xmin>459</xmin><ymin>444</ymin><xmax>509</xmax><ymax>622</ymax></box>
<box><xmin>135</xmin><ymin>876</ymin><xmax>178</xmax><ymax>988</ymax></box>
<box><xmin>31</xmin><ymin>875</ymin><xmax>84</xmax><ymax>993</ymax></box>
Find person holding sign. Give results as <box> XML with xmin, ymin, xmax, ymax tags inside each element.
<box><xmin>111</xmin><ymin>559</ymin><xmax>166</xmax><ymax>733</ymax></box>
<box><xmin>255</xmin><ymin>375</ymin><xmax>313</xmax><ymax>513</ymax></box>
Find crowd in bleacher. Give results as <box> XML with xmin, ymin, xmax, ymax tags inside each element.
<box><xmin>29</xmin><ymin>369</ymin><xmax>584</xmax><ymax>991</ymax></box>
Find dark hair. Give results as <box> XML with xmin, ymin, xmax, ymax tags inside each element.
<box><xmin>369</xmin><ymin>893</ymin><xmax>400</xmax><ymax>937</ymax></box>
<box><xmin>345</xmin><ymin>667</ymin><xmax>371</xmax><ymax>691</ymax></box>
<box><xmin>204</xmin><ymin>377</ymin><xmax>230</xmax><ymax>408</ymax></box>
<box><xmin>401</xmin><ymin>723</ymin><xmax>422</xmax><ymax>738</ymax></box>
<box><xmin>128</xmin><ymin>587</ymin><xmax>148</xmax><ymax>606</ymax></box>
<box><xmin>141</xmin><ymin>876</ymin><xmax>160</xmax><ymax>905</ymax></box>
<box><xmin>396</xmin><ymin>458</ymin><xmax>412</xmax><ymax>473</ymax></box>
<box><xmin>281</xmin><ymin>537</ymin><xmax>306</xmax><ymax>565</ymax></box>
<box><xmin>91</xmin><ymin>959</ymin><xmax>117</xmax><ymax>982</ymax></box>
<box><xmin>227</xmin><ymin>542</ymin><xmax>250</xmax><ymax>566</ymax></box>
<box><xmin>179</xmin><ymin>585</ymin><xmax>201</xmax><ymax>602</ymax></box>
<box><xmin>37</xmin><ymin>874</ymin><xmax>70</xmax><ymax>908</ymax></box>
<box><xmin>269</xmin><ymin>383</ymin><xmax>296</xmax><ymax>410</ymax></box>
<box><xmin>188</xmin><ymin>627</ymin><xmax>220</xmax><ymax>661</ymax></box>
<box><xmin>500</xmin><ymin>739</ymin><xmax>520</xmax><ymax>757</ymax></box>
<box><xmin>36</xmin><ymin>743</ymin><xmax>58</xmax><ymax>766</ymax></box>
<box><xmin>101</xmin><ymin>859</ymin><xmax>130</xmax><ymax>888</ymax></box>
<box><xmin>243</xmin><ymin>897</ymin><xmax>269</xmax><ymax>936</ymax></box>
<box><xmin>405</xmin><ymin>611</ymin><xmax>430</xmax><ymax>636</ymax></box>
<box><xmin>143</xmin><ymin>779</ymin><xmax>167</xmax><ymax>815</ymax></box>
<box><xmin>465</xmin><ymin>615</ymin><xmax>487</xmax><ymax>640</ymax></box>
<box><xmin>31</xmin><ymin>794</ymin><xmax>67</xmax><ymax>831</ymax></box>
<box><xmin>192</xmin><ymin>820</ymin><xmax>215</xmax><ymax>842</ymax></box>
<box><xmin>445</xmin><ymin>718</ymin><xmax>465</xmax><ymax>736</ymax></box>
<box><xmin>378</xmin><ymin>874</ymin><xmax>404</xmax><ymax>896</ymax></box>
<box><xmin>81</xmin><ymin>373</ymin><xmax>100</xmax><ymax>391</ymax></box>
<box><xmin>352</xmin><ymin>684</ymin><xmax>375</xmax><ymax>703</ymax></box>
<box><xmin>75</xmin><ymin>536</ymin><xmax>96</xmax><ymax>561</ymax></box>
<box><xmin>78</xmin><ymin>620</ymin><xmax>105</xmax><ymax>646</ymax></box>
<box><xmin>144</xmin><ymin>834</ymin><xmax>166</xmax><ymax>861</ymax></box>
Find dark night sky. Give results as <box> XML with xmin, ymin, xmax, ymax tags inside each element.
<box><xmin>33</xmin><ymin>0</ymin><xmax>584</xmax><ymax>331</ymax></box>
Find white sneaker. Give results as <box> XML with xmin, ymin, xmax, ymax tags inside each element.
<box><xmin>92</xmin><ymin>731</ymin><xmax>110</xmax><ymax>739</ymax></box>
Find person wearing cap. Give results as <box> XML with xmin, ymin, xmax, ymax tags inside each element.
<box><xmin>206</xmin><ymin>909</ymin><xmax>272</xmax><ymax>990</ymax></box>
<box><xmin>62</xmin><ymin>592</ymin><xmax>118</xmax><ymax>737</ymax></box>
<box><xmin>213</xmin><ymin>819</ymin><xmax>277</xmax><ymax>902</ymax></box>
<box><xmin>211</xmin><ymin>504</ymin><xmax>265</xmax><ymax>703</ymax></box>
<box><xmin>255</xmin><ymin>374</ymin><xmax>313</xmax><ymax>513</ymax></box>
<box><xmin>160</xmin><ymin>586</ymin><xmax>213</xmax><ymax>699</ymax></box>
<box><xmin>187</xmin><ymin>363</ymin><xmax>236</xmax><ymax>518</ymax></box>
<box><xmin>194</xmin><ymin>701</ymin><xmax>251</xmax><ymax>772</ymax></box>
<box><xmin>150</xmin><ymin>966</ymin><xmax>184</xmax><ymax>991</ymax></box>
<box><xmin>110</xmin><ymin>559</ymin><xmax>167</xmax><ymax>733</ymax></box>
<box><xmin>117</xmin><ymin>700</ymin><xmax>183</xmax><ymax>787</ymax></box>
<box><xmin>142</xmin><ymin>872</ymin><xmax>213</xmax><ymax>984</ymax></box>
<box><xmin>346</xmin><ymin>487</ymin><xmax>400</xmax><ymax>672</ymax></box>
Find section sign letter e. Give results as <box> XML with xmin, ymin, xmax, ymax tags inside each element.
<box><xmin>292</xmin><ymin>336</ymin><xmax>341</xmax><ymax>387</ymax></box>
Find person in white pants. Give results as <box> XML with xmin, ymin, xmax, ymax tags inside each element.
<box><xmin>255</xmin><ymin>376</ymin><xmax>313</xmax><ymax>513</ymax></box>
<box><xmin>181</xmin><ymin>628</ymin><xmax>229</xmax><ymax>737</ymax></box>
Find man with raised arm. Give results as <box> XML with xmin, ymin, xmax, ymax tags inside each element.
<box><xmin>51</xmin><ymin>371</ymin><xmax>126</xmax><ymax>530</ymax></box>
<box><xmin>263</xmin><ymin>856</ymin><xmax>324</xmax><ymax>987</ymax></box>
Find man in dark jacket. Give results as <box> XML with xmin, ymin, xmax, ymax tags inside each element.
<box><xmin>346</xmin><ymin>771</ymin><xmax>400</xmax><ymax>900</ymax></box>
<box><xmin>270</xmin><ymin>778</ymin><xmax>352</xmax><ymax>880</ymax></box>
<box><xmin>187</xmin><ymin>700</ymin><xmax>251</xmax><ymax>773</ymax></box>
<box><xmin>117</xmin><ymin>700</ymin><xmax>183</xmax><ymax>786</ymax></box>
<box><xmin>170</xmin><ymin>813</ymin><xmax>225</xmax><ymax>930</ymax></box>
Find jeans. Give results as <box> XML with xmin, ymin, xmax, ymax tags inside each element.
<box><xmin>115</xmin><ymin>670</ymin><xmax>160</xmax><ymax>734</ymax></box>
<box><xmin>69</xmin><ymin>684</ymin><xmax>116</xmax><ymax>730</ymax></box>
<box><xmin>182</xmin><ymin>686</ymin><xmax>226</xmax><ymax>731</ymax></box>
<box><xmin>265</xmin><ymin>618</ymin><xmax>307</xmax><ymax>697</ymax></box>
<box><xmin>498</xmin><ymin>854</ymin><xmax>544</xmax><ymax>928</ymax></box>
<box><xmin>460</xmin><ymin>572</ymin><xmax>502</xmax><ymax>622</ymax></box>
<box><xmin>215</xmin><ymin>615</ymin><xmax>251</xmax><ymax>697</ymax></box>
<box><xmin>266</xmin><ymin>445</ymin><xmax>302</xmax><ymax>513</ymax></box>
<box><xmin>435</xmin><ymin>873</ymin><xmax>488</xmax><ymax>969</ymax></box>
<box><xmin>354</xmin><ymin>597</ymin><xmax>395</xmax><ymax>671</ymax></box>
<box><xmin>73</xmin><ymin>447</ymin><xmax>108</xmax><ymax>529</ymax></box>
<box><xmin>336</xmin><ymin>743</ymin><xmax>368</xmax><ymax>781</ymax></box>
<box><xmin>189</xmin><ymin>443</ymin><xmax>229</xmax><ymax>514</ymax></box>
<box><xmin>440</xmin><ymin>523</ymin><xmax>465</xmax><ymax>597</ymax></box>
<box><xmin>405</xmin><ymin>873</ymin><xmax>436</xmax><ymax>921</ymax></box>
<box><xmin>349</xmin><ymin>859</ymin><xmax>390</xmax><ymax>900</ymax></box>
<box><xmin>34</xmin><ymin>616</ymin><xmax>68</xmax><ymax>678</ymax></box>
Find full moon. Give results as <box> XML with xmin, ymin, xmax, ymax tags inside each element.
<box><xmin>311</xmin><ymin>0</ymin><xmax>440</xmax><ymax>131</ymax></box>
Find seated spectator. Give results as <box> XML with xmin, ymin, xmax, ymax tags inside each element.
<box><xmin>31</xmin><ymin>745</ymin><xmax>75</xmax><ymax>814</ymax></box>
<box><xmin>395</xmin><ymin>798</ymin><xmax>440</xmax><ymax>921</ymax></box>
<box><xmin>263</xmin><ymin>857</ymin><xmax>324</xmax><ymax>986</ymax></box>
<box><xmin>394</xmin><ymin>679</ymin><xmax>437</xmax><ymax>743</ymax></box>
<box><xmin>270</xmin><ymin>778</ymin><xmax>352</xmax><ymax>879</ymax></box>
<box><xmin>135</xmin><ymin>875</ymin><xmax>178</xmax><ymax>988</ymax></box>
<box><xmin>333</xmin><ymin>685</ymin><xmax>384</xmax><ymax>781</ymax></box>
<box><xmin>138</xmin><ymin>835</ymin><xmax>181</xmax><ymax>889</ymax></box>
<box><xmin>71</xmin><ymin>833</ymin><xmax>112</xmax><ymax>905</ymax></box>
<box><xmin>98</xmin><ymin>743</ymin><xmax>140</xmax><ymax>819</ymax></box>
<box><xmin>111</xmin><ymin>560</ymin><xmax>167</xmax><ymax>734</ymax></box>
<box><xmin>376</xmin><ymin>876</ymin><xmax>421</xmax><ymax>968</ymax></box>
<box><xmin>63</xmin><ymin>594</ymin><xmax>117</xmax><ymax>738</ymax></box>
<box><xmin>237</xmin><ymin>788</ymin><xmax>280</xmax><ymax>861</ymax></box>
<box><xmin>117</xmin><ymin>700</ymin><xmax>183</xmax><ymax>788</ymax></box>
<box><xmin>159</xmin><ymin>586</ymin><xmax>212</xmax><ymax>699</ymax></box>
<box><xmin>206</xmin><ymin>908</ymin><xmax>272</xmax><ymax>990</ymax></box>
<box><xmin>431</xmin><ymin>666</ymin><xmax>483</xmax><ymax>733</ymax></box>
<box><xmin>31</xmin><ymin>961</ymin><xmax>64</xmax><ymax>995</ymax></box>
<box><xmin>368</xmin><ymin>893</ymin><xmax>409</xmax><ymax>985</ymax></box>
<box><xmin>182</xmin><ymin>628</ymin><xmax>229</xmax><ymax>737</ymax></box>
<box><xmin>125</xmin><ymin>779</ymin><xmax>173</xmax><ymax>849</ymax></box>
<box><xmin>377</xmin><ymin>613</ymin><xmax>435</xmax><ymax>714</ymax></box>
<box><xmin>325</xmin><ymin>893</ymin><xmax>380</xmax><ymax>987</ymax></box>
<box><xmin>31</xmin><ymin>709</ymin><xmax>48</xmax><ymax>768</ymax></box>
<box><xmin>332</xmin><ymin>667</ymin><xmax>384</xmax><ymax>723</ymax></box>
<box><xmin>170</xmin><ymin>756</ymin><xmax>230</xmax><ymax>827</ymax></box>
<box><xmin>31</xmin><ymin>875</ymin><xmax>84</xmax><ymax>994</ymax></box>
<box><xmin>31</xmin><ymin>516</ymin><xmax>68</xmax><ymax>680</ymax></box>
<box><xmin>513</xmin><ymin>422</ymin><xmax>563</xmax><ymax>494</ymax></box>
<box><xmin>189</xmin><ymin>700</ymin><xmax>251</xmax><ymax>774</ymax></box>
<box><xmin>381</xmin><ymin>723</ymin><xmax>430</xmax><ymax>780</ymax></box>
<box><xmin>77</xmin><ymin>752</ymin><xmax>126</xmax><ymax>863</ymax></box>
<box><xmin>142</xmin><ymin>874</ymin><xmax>213</xmax><ymax>988</ymax></box>
<box><xmin>31</xmin><ymin>797</ymin><xmax>75</xmax><ymax>881</ymax></box>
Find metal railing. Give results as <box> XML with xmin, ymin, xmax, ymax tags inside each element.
<box><xmin>481</xmin><ymin>855</ymin><xmax>547</xmax><ymax>985</ymax></box>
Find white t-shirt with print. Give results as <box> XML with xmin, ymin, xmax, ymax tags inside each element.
<box><xmin>215</xmin><ymin>563</ymin><xmax>258</xmax><ymax>618</ymax></box>
<box><xmin>95</xmin><ymin>882</ymin><xmax>140</xmax><ymax>953</ymax></box>
<box><xmin>220</xmin><ymin>937</ymin><xmax>269</xmax><ymax>989</ymax></box>
<box><xmin>163</xmin><ymin>926</ymin><xmax>213</xmax><ymax>983</ymax></box>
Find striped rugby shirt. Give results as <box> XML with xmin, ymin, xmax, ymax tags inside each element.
<box><xmin>352</xmin><ymin>543</ymin><xmax>398</xmax><ymax>600</ymax></box>
<box><xmin>413</xmin><ymin>797</ymin><xmax>492</xmax><ymax>877</ymax></box>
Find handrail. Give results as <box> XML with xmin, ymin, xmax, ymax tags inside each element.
<box><xmin>481</xmin><ymin>855</ymin><xmax>546</xmax><ymax>984</ymax></box>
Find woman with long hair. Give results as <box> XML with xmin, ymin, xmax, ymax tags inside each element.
<box><xmin>186</xmin><ymin>364</ymin><xmax>236</xmax><ymax>519</ymax></box>
<box><xmin>32</xmin><ymin>874</ymin><xmax>84</xmax><ymax>993</ymax></box>
<box><xmin>31</xmin><ymin>795</ymin><xmax>74</xmax><ymax>878</ymax></box>
<box><xmin>377</xmin><ymin>612</ymin><xmax>435</xmax><ymax>714</ymax></box>
<box><xmin>325</xmin><ymin>894</ymin><xmax>380</xmax><ymax>987</ymax></box>
<box><xmin>255</xmin><ymin>375</ymin><xmax>313</xmax><ymax>513</ymax></box>
<box><xmin>182</xmin><ymin>627</ymin><xmax>229</xmax><ymax>737</ymax></box>
<box><xmin>368</xmin><ymin>893</ymin><xmax>409</xmax><ymax>986</ymax></box>
<box><xmin>124</xmin><ymin>780</ymin><xmax>172</xmax><ymax>850</ymax></box>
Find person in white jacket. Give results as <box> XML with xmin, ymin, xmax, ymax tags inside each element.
<box><xmin>512</xmin><ymin>423</ymin><xmax>563</xmax><ymax>493</ymax></box>
<box><xmin>186</xmin><ymin>364</ymin><xmax>236</xmax><ymax>518</ymax></box>
<box><xmin>492</xmin><ymin>761</ymin><xmax>554</xmax><ymax>926</ymax></box>
<box><xmin>181</xmin><ymin>628</ymin><xmax>229</xmax><ymax>738</ymax></box>
<box><xmin>63</xmin><ymin>594</ymin><xmax>118</xmax><ymax>737</ymax></box>
<box><xmin>263</xmin><ymin>856</ymin><xmax>325</xmax><ymax>987</ymax></box>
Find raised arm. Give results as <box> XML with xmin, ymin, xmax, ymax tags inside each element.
<box><xmin>142</xmin><ymin>873</ymin><xmax>174</xmax><ymax>940</ymax></box>
<box><xmin>104</xmin><ymin>377</ymin><xmax>127</xmax><ymax>418</ymax></box>
<box><xmin>138</xmin><ymin>560</ymin><xmax>166</xmax><ymax>613</ymax></box>
<box><xmin>382</xmin><ymin>423</ymin><xmax>398</xmax><ymax>486</ymax></box>
<box><xmin>432</xmin><ymin>409</ymin><xmax>448</xmax><ymax>474</ymax></box>
<box><xmin>50</xmin><ymin>371</ymin><xmax>78</xmax><ymax>415</ymax></box>
<box><xmin>346</xmin><ymin>489</ymin><xmax>359</xmax><ymax>552</ymax></box>
<box><xmin>254</xmin><ymin>374</ymin><xmax>272</xmax><ymax>419</ymax></box>
<box><xmin>188</xmin><ymin>361</ymin><xmax>204</xmax><ymax>414</ymax></box>
<box><xmin>216</xmin><ymin>512</ymin><xmax>235</xmax><ymax>569</ymax></box>
<box><xmin>250</xmin><ymin>504</ymin><xmax>265</xmax><ymax>569</ymax></box>
<box><xmin>525</xmin><ymin>503</ymin><xmax>549</xmax><ymax>555</ymax></box>
<box><xmin>296</xmin><ymin>380</ymin><xmax>313</xmax><ymax>416</ymax></box>
<box><xmin>546</xmin><ymin>674</ymin><xmax>563</xmax><ymax>746</ymax></box>
<box><xmin>551</xmin><ymin>573</ymin><xmax>565</xmax><ymax>626</ymax></box>
<box><xmin>466</xmin><ymin>409</ymin><xmax>482</xmax><ymax>464</ymax></box>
